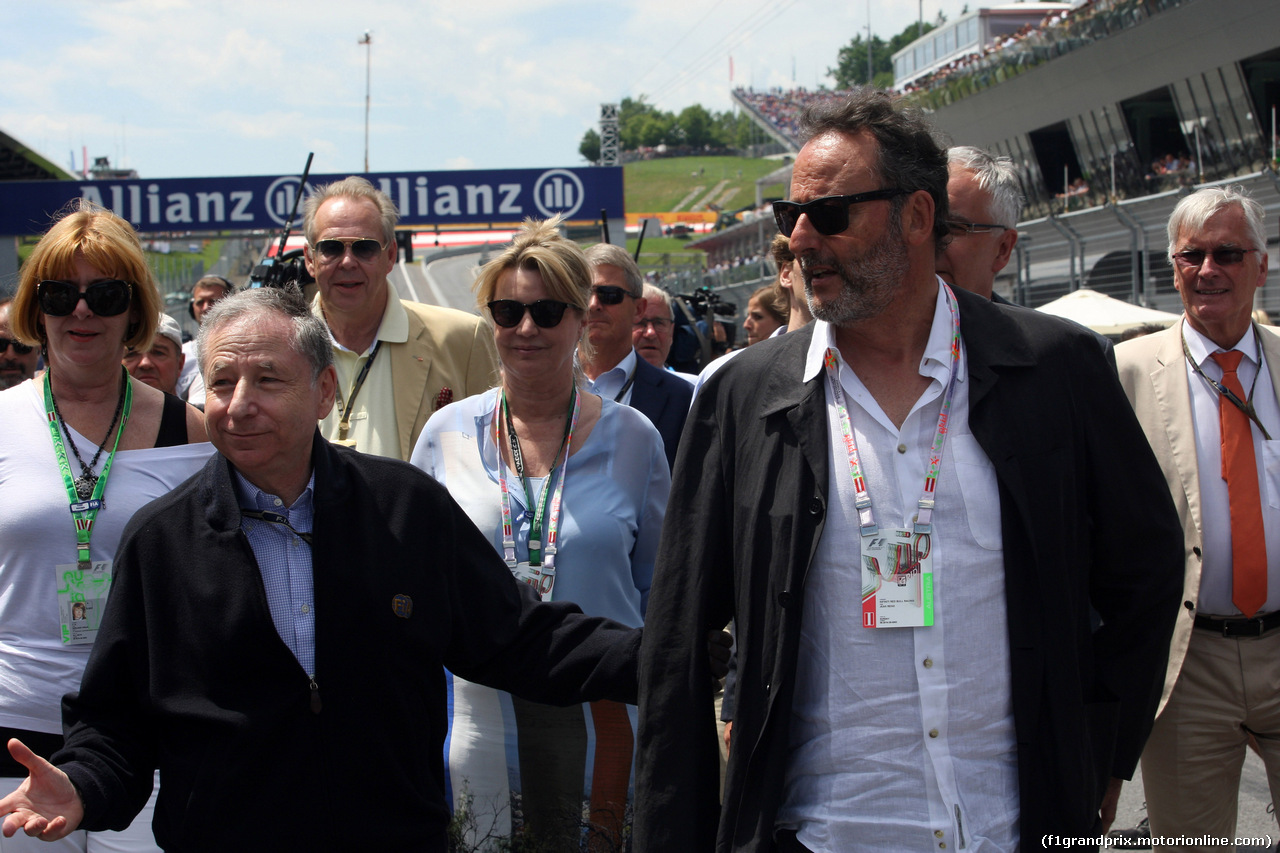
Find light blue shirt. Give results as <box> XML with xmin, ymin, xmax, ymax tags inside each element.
<box><xmin>411</xmin><ymin>388</ymin><xmax>668</xmax><ymax>626</ymax></box>
<box><xmin>233</xmin><ymin>470</ymin><xmax>317</xmax><ymax>676</ymax></box>
<box><xmin>587</xmin><ymin>349</ymin><xmax>640</xmax><ymax>405</ymax></box>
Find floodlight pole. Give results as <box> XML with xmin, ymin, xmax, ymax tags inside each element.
<box><xmin>360</xmin><ymin>31</ymin><xmax>372</xmax><ymax>172</ymax></box>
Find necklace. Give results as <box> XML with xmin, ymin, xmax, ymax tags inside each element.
<box><xmin>49</xmin><ymin>366</ymin><xmax>129</xmax><ymax>500</ymax></box>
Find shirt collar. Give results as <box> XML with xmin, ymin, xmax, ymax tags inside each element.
<box><xmin>802</xmin><ymin>278</ymin><xmax>965</xmax><ymax>385</ymax></box>
<box><xmin>232</xmin><ymin>468</ymin><xmax>316</xmax><ymax>514</ymax></box>
<box><xmin>591</xmin><ymin>348</ymin><xmax>639</xmax><ymax>393</ymax></box>
<box><xmin>1182</xmin><ymin>318</ymin><xmax>1259</xmax><ymax>369</ymax></box>
<box><xmin>310</xmin><ymin>287</ymin><xmax>409</xmax><ymax>355</ymax></box>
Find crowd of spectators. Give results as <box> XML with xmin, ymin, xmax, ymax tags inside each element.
<box><xmin>734</xmin><ymin>0</ymin><xmax>1185</xmax><ymax>144</ymax></box>
<box><xmin>903</xmin><ymin>0</ymin><xmax>1182</xmax><ymax>109</ymax></box>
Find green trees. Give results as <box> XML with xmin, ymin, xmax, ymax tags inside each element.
<box><xmin>579</xmin><ymin>97</ymin><xmax>754</xmax><ymax>164</ymax></box>
<box><xmin>829</xmin><ymin>20</ymin><xmax>943</xmax><ymax>89</ymax></box>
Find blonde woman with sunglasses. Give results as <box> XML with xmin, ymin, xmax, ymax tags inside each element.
<box><xmin>410</xmin><ymin>216</ymin><xmax>668</xmax><ymax>852</ymax></box>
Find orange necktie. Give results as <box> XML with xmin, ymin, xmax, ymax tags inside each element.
<box><xmin>1211</xmin><ymin>350</ymin><xmax>1267</xmax><ymax>618</ymax></box>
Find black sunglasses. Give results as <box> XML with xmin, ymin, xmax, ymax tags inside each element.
<box><xmin>772</xmin><ymin>189</ymin><xmax>908</xmax><ymax>237</ymax></box>
<box><xmin>487</xmin><ymin>299</ymin><xmax>572</xmax><ymax>329</ymax></box>
<box><xmin>311</xmin><ymin>238</ymin><xmax>388</xmax><ymax>262</ymax></box>
<box><xmin>1172</xmin><ymin>247</ymin><xmax>1257</xmax><ymax>268</ymax></box>
<box><xmin>590</xmin><ymin>285</ymin><xmax>635</xmax><ymax>306</ymax></box>
<box><xmin>0</xmin><ymin>336</ymin><xmax>34</xmax><ymax>355</ymax></box>
<box><xmin>37</xmin><ymin>279</ymin><xmax>133</xmax><ymax>317</ymax></box>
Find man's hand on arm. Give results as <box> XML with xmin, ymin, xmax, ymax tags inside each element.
<box><xmin>0</xmin><ymin>738</ymin><xmax>85</xmax><ymax>841</ymax></box>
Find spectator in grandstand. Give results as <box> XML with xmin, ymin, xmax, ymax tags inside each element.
<box><xmin>0</xmin><ymin>297</ymin><xmax>41</xmax><ymax>390</ymax></box>
<box><xmin>741</xmin><ymin>284</ymin><xmax>787</xmax><ymax>346</ymax></box>
<box><xmin>937</xmin><ymin>146</ymin><xmax>1023</xmax><ymax>302</ymax></box>
<box><xmin>123</xmin><ymin>313</ymin><xmax>185</xmax><ymax>395</ymax></box>
<box><xmin>303</xmin><ymin>177</ymin><xmax>497</xmax><ymax>461</ymax></box>
<box><xmin>411</xmin><ymin>217</ymin><xmax>667</xmax><ymax>851</ymax></box>
<box><xmin>634</xmin><ymin>284</ymin><xmax>696</xmax><ymax>382</ymax></box>
<box><xmin>581</xmin><ymin>243</ymin><xmax>692</xmax><ymax>471</ymax></box>
<box><xmin>175</xmin><ymin>273</ymin><xmax>234</xmax><ymax>405</ymax></box>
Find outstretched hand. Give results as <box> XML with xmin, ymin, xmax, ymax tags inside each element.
<box><xmin>0</xmin><ymin>739</ymin><xmax>84</xmax><ymax>841</ymax></box>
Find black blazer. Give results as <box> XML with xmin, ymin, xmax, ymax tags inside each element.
<box><xmin>635</xmin><ymin>287</ymin><xmax>1183</xmax><ymax>852</ymax></box>
<box><xmin>629</xmin><ymin>354</ymin><xmax>693</xmax><ymax>471</ymax></box>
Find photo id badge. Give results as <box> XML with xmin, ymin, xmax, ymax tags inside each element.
<box><xmin>509</xmin><ymin>561</ymin><xmax>555</xmax><ymax>600</ymax></box>
<box><xmin>55</xmin><ymin>560</ymin><xmax>113</xmax><ymax>645</ymax></box>
<box><xmin>860</xmin><ymin>529</ymin><xmax>934</xmax><ymax>628</ymax></box>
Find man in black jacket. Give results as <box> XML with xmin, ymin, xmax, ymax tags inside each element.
<box><xmin>0</xmin><ymin>286</ymin><xmax>640</xmax><ymax>852</ymax></box>
<box><xmin>581</xmin><ymin>243</ymin><xmax>692</xmax><ymax>470</ymax></box>
<box><xmin>635</xmin><ymin>89</ymin><xmax>1182</xmax><ymax>852</ymax></box>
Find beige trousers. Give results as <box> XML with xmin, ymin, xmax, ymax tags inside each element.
<box><xmin>1141</xmin><ymin>627</ymin><xmax>1280</xmax><ymax>852</ymax></box>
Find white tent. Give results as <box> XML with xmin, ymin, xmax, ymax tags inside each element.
<box><xmin>1035</xmin><ymin>288</ymin><xmax>1180</xmax><ymax>336</ymax></box>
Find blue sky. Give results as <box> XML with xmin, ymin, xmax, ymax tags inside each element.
<box><xmin>2</xmin><ymin>0</ymin><xmax>975</xmax><ymax>180</ymax></box>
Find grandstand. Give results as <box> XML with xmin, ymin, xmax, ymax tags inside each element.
<box><xmin>698</xmin><ymin>0</ymin><xmax>1280</xmax><ymax>316</ymax></box>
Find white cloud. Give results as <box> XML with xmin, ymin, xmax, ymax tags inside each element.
<box><xmin>0</xmin><ymin>0</ymin><xmax>966</xmax><ymax>178</ymax></box>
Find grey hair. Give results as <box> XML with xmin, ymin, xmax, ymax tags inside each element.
<box><xmin>1167</xmin><ymin>185</ymin><xmax>1266</xmax><ymax>264</ymax></box>
<box><xmin>198</xmin><ymin>286</ymin><xmax>333</xmax><ymax>384</ymax></box>
<box><xmin>641</xmin><ymin>283</ymin><xmax>673</xmax><ymax>319</ymax></box>
<box><xmin>798</xmin><ymin>88</ymin><xmax>950</xmax><ymax>251</ymax></box>
<box><xmin>303</xmin><ymin>176</ymin><xmax>398</xmax><ymax>246</ymax></box>
<box><xmin>583</xmin><ymin>243</ymin><xmax>644</xmax><ymax>297</ymax></box>
<box><xmin>948</xmin><ymin>146</ymin><xmax>1024</xmax><ymax>228</ymax></box>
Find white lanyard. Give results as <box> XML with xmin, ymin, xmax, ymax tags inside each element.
<box><xmin>823</xmin><ymin>284</ymin><xmax>962</xmax><ymax>537</ymax></box>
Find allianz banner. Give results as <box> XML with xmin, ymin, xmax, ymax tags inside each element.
<box><xmin>0</xmin><ymin>167</ymin><xmax>624</xmax><ymax>236</ymax></box>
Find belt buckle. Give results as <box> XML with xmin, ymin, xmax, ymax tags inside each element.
<box><xmin>1226</xmin><ymin>616</ymin><xmax>1264</xmax><ymax>638</ymax></box>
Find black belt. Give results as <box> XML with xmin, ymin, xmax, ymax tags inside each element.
<box><xmin>1194</xmin><ymin>610</ymin><xmax>1280</xmax><ymax>638</ymax></box>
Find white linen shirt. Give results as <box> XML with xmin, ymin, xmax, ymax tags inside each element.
<box><xmin>1181</xmin><ymin>322</ymin><xmax>1280</xmax><ymax>616</ymax></box>
<box><xmin>776</xmin><ymin>281</ymin><xmax>1019</xmax><ymax>852</ymax></box>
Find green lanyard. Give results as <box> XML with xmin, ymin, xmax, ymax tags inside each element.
<box><xmin>44</xmin><ymin>368</ymin><xmax>133</xmax><ymax>570</ymax></box>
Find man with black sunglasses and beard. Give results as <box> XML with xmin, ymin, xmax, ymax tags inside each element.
<box><xmin>0</xmin><ymin>298</ymin><xmax>40</xmax><ymax>389</ymax></box>
<box><xmin>634</xmin><ymin>89</ymin><xmax>1182</xmax><ymax>852</ymax></box>
<box><xmin>580</xmin><ymin>243</ymin><xmax>692</xmax><ymax>471</ymax></box>
<box><xmin>302</xmin><ymin>177</ymin><xmax>497</xmax><ymax>461</ymax></box>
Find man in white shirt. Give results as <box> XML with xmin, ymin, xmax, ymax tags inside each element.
<box><xmin>302</xmin><ymin>177</ymin><xmax>497</xmax><ymax>461</ymax></box>
<box><xmin>1116</xmin><ymin>186</ymin><xmax>1280</xmax><ymax>848</ymax></box>
<box><xmin>636</xmin><ymin>88</ymin><xmax>1182</xmax><ymax>852</ymax></box>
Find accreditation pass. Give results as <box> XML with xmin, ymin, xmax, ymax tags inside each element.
<box><xmin>861</xmin><ymin>528</ymin><xmax>934</xmax><ymax>628</ymax></box>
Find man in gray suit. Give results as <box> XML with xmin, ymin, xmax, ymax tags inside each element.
<box><xmin>1116</xmin><ymin>185</ymin><xmax>1280</xmax><ymax>847</ymax></box>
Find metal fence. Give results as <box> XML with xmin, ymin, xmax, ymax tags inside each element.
<box><xmin>1008</xmin><ymin>169</ymin><xmax>1280</xmax><ymax>315</ymax></box>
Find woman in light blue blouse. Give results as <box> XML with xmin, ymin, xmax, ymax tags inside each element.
<box><xmin>410</xmin><ymin>215</ymin><xmax>669</xmax><ymax>851</ymax></box>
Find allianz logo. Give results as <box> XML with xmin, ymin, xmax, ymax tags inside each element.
<box><xmin>77</xmin><ymin>168</ymin><xmax>587</xmax><ymax>228</ymax></box>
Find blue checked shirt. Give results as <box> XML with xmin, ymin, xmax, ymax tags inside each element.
<box><xmin>233</xmin><ymin>471</ymin><xmax>316</xmax><ymax>677</ymax></box>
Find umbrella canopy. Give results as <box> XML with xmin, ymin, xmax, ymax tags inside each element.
<box><xmin>1035</xmin><ymin>288</ymin><xmax>1180</xmax><ymax>336</ymax></box>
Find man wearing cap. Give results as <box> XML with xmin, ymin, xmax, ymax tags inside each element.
<box><xmin>123</xmin><ymin>314</ymin><xmax>185</xmax><ymax>396</ymax></box>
